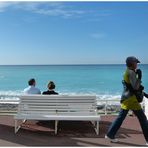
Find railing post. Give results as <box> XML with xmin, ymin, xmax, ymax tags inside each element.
<box><xmin>105</xmin><ymin>101</ymin><xmax>107</xmax><ymax>115</ymax></box>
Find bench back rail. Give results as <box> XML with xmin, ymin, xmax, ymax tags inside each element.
<box><xmin>17</xmin><ymin>95</ymin><xmax>97</xmax><ymax>116</ymax></box>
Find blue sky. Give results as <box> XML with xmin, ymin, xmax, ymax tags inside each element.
<box><xmin>0</xmin><ymin>2</ymin><xmax>148</xmax><ymax>65</ymax></box>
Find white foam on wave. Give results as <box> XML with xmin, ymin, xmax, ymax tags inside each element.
<box><xmin>96</xmin><ymin>94</ymin><xmax>121</xmax><ymax>105</ymax></box>
<box><xmin>0</xmin><ymin>90</ymin><xmax>121</xmax><ymax>105</ymax></box>
<box><xmin>58</xmin><ymin>91</ymin><xmax>121</xmax><ymax>105</ymax></box>
<box><xmin>58</xmin><ymin>91</ymin><xmax>121</xmax><ymax>99</ymax></box>
<box><xmin>58</xmin><ymin>91</ymin><xmax>97</xmax><ymax>96</ymax></box>
<box><xmin>0</xmin><ymin>90</ymin><xmax>22</xmax><ymax>96</ymax></box>
<box><xmin>0</xmin><ymin>90</ymin><xmax>121</xmax><ymax>98</ymax></box>
<box><xmin>0</xmin><ymin>90</ymin><xmax>23</xmax><ymax>101</ymax></box>
<box><xmin>97</xmin><ymin>94</ymin><xmax>121</xmax><ymax>100</ymax></box>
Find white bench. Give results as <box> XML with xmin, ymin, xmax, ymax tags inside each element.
<box><xmin>14</xmin><ymin>95</ymin><xmax>100</xmax><ymax>135</ymax></box>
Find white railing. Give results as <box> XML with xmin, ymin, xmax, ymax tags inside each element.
<box><xmin>0</xmin><ymin>95</ymin><xmax>20</xmax><ymax>104</ymax></box>
<box><xmin>0</xmin><ymin>95</ymin><xmax>147</xmax><ymax>116</ymax></box>
<box><xmin>96</xmin><ymin>99</ymin><xmax>120</xmax><ymax>115</ymax></box>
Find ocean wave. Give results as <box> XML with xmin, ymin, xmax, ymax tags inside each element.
<box><xmin>0</xmin><ymin>90</ymin><xmax>121</xmax><ymax>102</ymax></box>
<box><xmin>0</xmin><ymin>90</ymin><xmax>22</xmax><ymax>96</ymax></box>
<box><xmin>58</xmin><ymin>91</ymin><xmax>121</xmax><ymax>100</ymax></box>
<box><xmin>0</xmin><ymin>90</ymin><xmax>146</xmax><ymax>106</ymax></box>
<box><xmin>97</xmin><ymin>94</ymin><xmax>121</xmax><ymax>100</ymax></box>
<box><xmin>0</xmin><ymin>90</ymin><xmax>22</xmax><ymax>101</ymax></box>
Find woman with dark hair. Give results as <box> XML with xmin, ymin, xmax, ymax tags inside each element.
<box><xmin>37</xmin><ymin>81</ymin><xmax>58</xmax><ymax>126</ymax></box>
<box><xmin>42</xmin><ymin>81</ymin><xmax>58</xmax><ymax>95</ymax></box>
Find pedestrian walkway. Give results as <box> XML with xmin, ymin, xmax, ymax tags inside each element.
<box><xmin>0</xmin><ymin>115</ymin><xmax>146</xmax><ymax>146</ymax></box>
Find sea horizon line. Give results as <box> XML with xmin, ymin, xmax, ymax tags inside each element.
<box><xmin>0</xmin><ymin>64</ymin><xmax>147</xmax><ymax>66</ymax></box>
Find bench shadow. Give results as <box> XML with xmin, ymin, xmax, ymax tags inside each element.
<box><xmin>0</xmin><ymin>120</ymin><xmax>143</xmax><ymax>146</ymax></box>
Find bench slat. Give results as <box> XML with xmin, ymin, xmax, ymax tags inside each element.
<box><xmin>15</xmin><ymin>114</ymin><xmax>100</xmax><ymax>121</ymax></box>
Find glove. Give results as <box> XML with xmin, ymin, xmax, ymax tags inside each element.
<box><xmin>136</xmin><ymin>69</ymin><xmax>142</xmax><ymax>80</ymax></box>
<box><xmin>139</xmin><ymin>85</ymin><xmax>144</xmax><ymax>91</ymax></box>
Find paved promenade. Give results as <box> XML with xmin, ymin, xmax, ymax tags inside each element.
<box><xmin>0</xmin><ymin>115</ymin><xmax>146</xmax><ymax>146</ymax></box>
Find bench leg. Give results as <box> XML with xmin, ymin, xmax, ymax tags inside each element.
<box><xmin>96</xmin><ymin>121</ymin><xmax>99</xmax><ymax>135</ymax></box>
<box><xmin>55</xmin><ymin>120</ymin><xmax>58</xmax><ymax>135</ymax></box>
<box><xmin>15</xmin><ymin>120</ymin><xmax>20</xmax><ymax>134</ymax></box>
<box><xmin>91</xmin><ymin>121</ymin><xmax>95</xmax><ymax>126</ymax></box>
<box><xmin>15</xmin><ymin>119</ymin><xmax>26</xmax><ymax>134</ymax></box>
<box><xmin>91</xmin><ymin>121</ymin><xmax>99</xmax><ymax>135</ymax></box>
<box><xmin>22</xmin><ymin>119</ymin><xmax>26</xmax><ymax>123</ymax></box>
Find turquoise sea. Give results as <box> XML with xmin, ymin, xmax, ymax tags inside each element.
<box><xmin>0</xmin><ymin>65</ymin><xmax>148</xmax><ymax>100</ymax></box>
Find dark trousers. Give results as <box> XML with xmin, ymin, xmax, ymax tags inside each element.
<box><xmin>107</xmin><ymin>109</ymin><xmax>148</xmax><ymax>142</ymax></box>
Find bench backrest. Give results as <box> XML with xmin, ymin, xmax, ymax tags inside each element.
<box><xmin>18</xmin><ymin>95</ymin><xmax>97</xmax><ymax>116</ymax></box>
